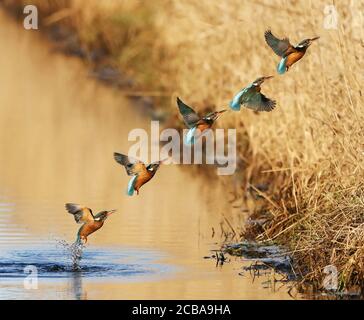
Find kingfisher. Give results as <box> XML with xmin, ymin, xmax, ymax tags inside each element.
<box><xmin>65</xmin><ymin>203</ymin><xmax>116</xmax><ymax>244</ymax></box>
<box><xmin>264</xmin><ymin>29</ymin><xmax>319</xmax><ymax>74</ymax></box>
<box><xmin>177</xmin><ymin>97</ymin><xmax>226</xmax><ymax>145</ymax></box>
<box><xmin>114</xmin><ymin>152</ymin><xmax>163</xmax><ymax>196</ymax></box>
<box><xmin>229</xmin><ymin>76</ymin><xmax>276</xmax><ymax>112</ymax></box>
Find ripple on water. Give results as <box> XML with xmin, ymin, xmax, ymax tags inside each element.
<box><xmin>0</xmin><ymin>242</ymin><xmax>175</xmax><ymax>280</ymax></box>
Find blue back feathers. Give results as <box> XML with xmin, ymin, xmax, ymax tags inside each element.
<box><xmin>277</xmin><ymin>57</ymin><xmax>287</xmax><ymax>74</ymax></box>
<box><xmin>127</xmin><ymin>175</ymin><xmax>138</xmax><ymax>196</ymax></box>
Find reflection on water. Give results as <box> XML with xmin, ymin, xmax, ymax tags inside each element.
<box><xmin>0</xmin><ymin>10</ymin><xmax>295</xmax><ymax>299</ymax></box>
<box><xmin>71</xmin><ymin>271</ymin><xmax>84</xmax><ymax>300</ymax></box>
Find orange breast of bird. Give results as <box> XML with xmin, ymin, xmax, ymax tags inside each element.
<box><xmin>134</xmin><ymin>172</ymin><xmax>153</xmax><ymax>191</ymax></box>
<box><xmin>196</xmin><ymin>122</ymin><xmax>211</xmax><ymax>132</ymax></box>
<box><xmin>286</xmin><ymin>51</ymin><xmax>305</xmax><ymax>68</ymax></box>
<box><xmin>79</xmin><ymin>221</ymin><xmax>104</xmax><ymax>238</ymax></box>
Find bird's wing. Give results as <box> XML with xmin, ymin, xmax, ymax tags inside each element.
<box><xmin>244</xmin><ymin>92</ymin><xmax>276</xmax><ymax>112</ymax></box>
<box><xmin>114</xmin><ymin>152</ymin><xmax>147</xmax><ymax>176</ymax></box>
<box><xmin>264</xmin><ymin>30</ymin><xmax>293</xmax><ymax>57</ymax></box>
<box><xmin>177</xmin><ymin>97</ymin><xmax>201</xmax><ymax>128</ymax></box>
<box><xmin>65</xmin><ymin>203</ymin><xmax>94</xmax><ymax>224</ymax></box>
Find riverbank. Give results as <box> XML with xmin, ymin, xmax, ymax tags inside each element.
<box><xmin>3</xmin><ymin>0</ymin><xmax>363</xmax><ymax>293</ymax></box>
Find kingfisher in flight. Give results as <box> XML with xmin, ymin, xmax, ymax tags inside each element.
<box><xmin>229</xmin><ymin>76</ymin><xmax>276</xmax><ymax>112</ymax></box>
<box><xmin>177</xmin><ymin>97</ymin><xmax>226</xmax><ymax>145</ymax></box>
<box><xmin>264</xmin><ymin>30</ymin><xmax>319</xmax><ymax>74</ymax></box>
<box><xmin>114</xmin><ymin>152</ymin><xmax>163</xmax><ymax>196</ymax></box>
<box><xmin>65</xmin><ymin>203</ymin><xmax>116</xmax><ymax>244</ymax></box>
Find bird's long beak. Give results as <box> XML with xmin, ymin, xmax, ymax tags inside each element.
<box><xmin>216</xmin><ymin>109</ymin><xmax>227</xmax><ymax>119</ymax></box>
<box><xmin>107</xmin><ymin>209</ymin><xmax>117</xmax><ymax>215</ymax></box>
<box><xmin>159</xmin><ymin>157</ymin><xmax>170</xmax><ymax>164</ymax></box>
<box><xmin>308</xmin><ymin>36</ymin><xmax>320</xmax><ymax>46</ymax></box>
<box><xmin>264</xmin><ymin>75</ymin><xmax>274</xmax><ymax>81</ymax></box>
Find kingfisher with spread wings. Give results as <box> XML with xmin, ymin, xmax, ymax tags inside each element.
<box><xmin>264</xmin><ymin>29</ymin><xmax>319</xmax><ymax>74</ymax></box>
<box><xmin>177</xmin><ymin>97</ymin><xmax>226</xmax><ymax>145</ymax></box>
<box><xmin>65</xmin><ymin>203</ymin><xmax>116</xmax><ymax>244</ymax></box>
<box><xmin>114</xmin><ymin>152</ymin><xmax>163</xmax><ymax>196</ymax></box>
<box><xmin>229</xmin><ymin>76</ymin><xmax>276</xmax><ymax>112</ymax></box>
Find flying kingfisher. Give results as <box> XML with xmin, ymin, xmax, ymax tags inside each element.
<box><xmin>65</xmin><ymin>203</ymin><xmax>116</xmax><ymax>244</ymax></box>
<box><xmin>177</xmin><ymin>97</ymin><xmax>226</xmax><ymax>145</ymax></box>
<box><xmin>229</xmin><ymin>76</ymin><xmax>276</xmax><ymax>112</ymax></box>
<box><xmin>114</xmin><ymin>152</ymin><xmax>163</xmax><ymax>196</ymax></box>
<box><xmin>264</xmin><ymin>29</ymin><xmax>319</xmax><ymax>74</ymax></box>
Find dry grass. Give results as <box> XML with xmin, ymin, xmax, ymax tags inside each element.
<box><xmin>3</xmin><ymin>0</ymin><xmax>364</xmax><ymax>290</ymax></box>
<box><xmin>3</xmin><ymin>0</ymin><xmax>168</xmax><ymax>87</ymax></box>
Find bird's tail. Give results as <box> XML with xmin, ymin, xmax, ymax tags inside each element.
<box><xmin>277</xmin><ymin>57</ymin><xmax>287</xmax><ymax>75</ymax></box>
<box><xmin>73</xmin><ymin>233</ymin><xmax>82</xmax><ymax>246</ymax></box>
<box><xmin>71</xmin><ymin>234</ymin><xmax>84</xmax><ymax>269</ymax></box>
<box><xmin>127</xmin><ymin>175</ymin><xmax>138</xmax><ymax>196</ymax></box>
<box><xmin>184</xmin><ymin>127</ymin><xmax>197</xmax><ymax>145</ymax></box>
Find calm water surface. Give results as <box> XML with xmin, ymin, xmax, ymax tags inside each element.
<box><xmin>0</xmin><ymin>11</ymin><xmax>296</xmax><ymax>299</ymax></box>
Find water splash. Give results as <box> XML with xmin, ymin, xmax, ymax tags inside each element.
<box><xmin>56</xmin><ymin>239</ymin><xmax>85</xmax><ymax>270</ymax></box>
